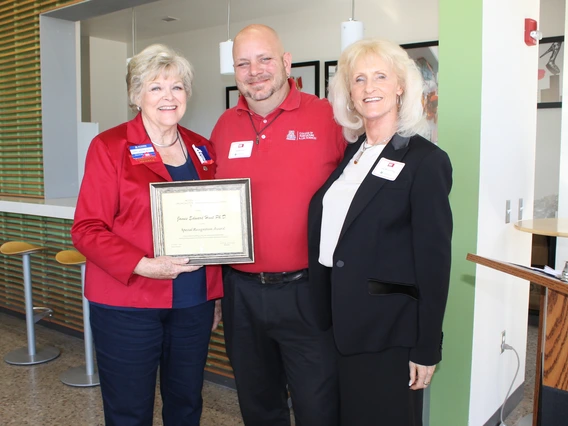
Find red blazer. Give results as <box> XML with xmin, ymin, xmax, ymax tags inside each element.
<box><xmin>72</xmin><ymin>113</ymin><xmax>223</xmax><ymax>308</ymax></box>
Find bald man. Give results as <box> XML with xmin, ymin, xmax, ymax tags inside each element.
<box><xmin>210</xmin><ymin>25</ymin><xmax>345</xmax><ymax>426</ymax></box>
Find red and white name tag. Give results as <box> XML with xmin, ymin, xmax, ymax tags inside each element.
<box><xmin>228</xmin><ymin>141</ymin><xmax>253</xmax><ymax>159</ymax></box>
<box><xmin>372</xmin><ymin>157</ymin><xmax>405</xmax><ymax>181</ymax></box>
<box><xmin>128</xmin><ymin>144</ymin><xmax>159</xmax><ymax>165</ymax></box>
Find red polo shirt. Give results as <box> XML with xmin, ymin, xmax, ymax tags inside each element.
<box><xmin>210</xmin><ymin>80</ymin><xmax>345</xmax><ymax>273</ymax></box>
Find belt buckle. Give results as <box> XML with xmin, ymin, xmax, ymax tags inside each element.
<box><xmin>259</xmin><ymin>272</ymin><xmax>266</xmax><ymax>284</ymax></box>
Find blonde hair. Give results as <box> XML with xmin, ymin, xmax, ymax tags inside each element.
<box><xmin>126</xmin><ymin>44</ymin><xmax>194</xmax><ymax>111</ymax></box>
<box><xmin>329</xmin><ymin>38</ymin><xmax>427</xmax><ymax>142</ymax></box>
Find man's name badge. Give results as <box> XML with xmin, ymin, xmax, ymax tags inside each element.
<box><xmin>129</xmin><ymin>144</ymin><xmax>158</xmax><ymax>164</ymax></box>
<box><xmin>228</xmin><ymin>141</ymin><xmax>254</xmax><ymax>159</ymax></box>
<box><xmin>372</xmin><ymin>157</ymin><xmax>405</xmax><ymax>181</ymax></box>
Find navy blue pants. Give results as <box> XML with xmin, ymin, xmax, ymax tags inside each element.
<box><xmin>89</xmin><ymin>301</ymin><xmax>214</xmax><ymax>426</ymax></box>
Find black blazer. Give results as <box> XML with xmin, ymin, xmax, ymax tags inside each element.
<box><xmin>307</xmin><ymin>133</ymin><xmax>452</xmax><ymax>365</ymax></box>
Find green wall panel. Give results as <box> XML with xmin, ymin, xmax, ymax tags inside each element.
<box><xmin>430</xmin><ymin>0</ymin><xmax>482</xmax><ymax>425</ymax></box>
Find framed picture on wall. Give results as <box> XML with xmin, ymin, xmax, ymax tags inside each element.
<box><xmin>225</xmin><ymin>86</ymin><xmax>239</xmax><ymax>109</ymax></box>
<box><xmin>538</xmin><ymin>36</ymin><xmax>564</xmax><ymax>109</ymax></box>
<box><xmin>324</xmin><ymin>60</ymin><xmax>338</xmax><ymax>97</ymax></box>
<box><xmin>401</xmin><ymin>40</ymin><xmax>439</xmax><ymax>144</ymax></box>
<box><xmin>291</xmin><ymin>61</ymin><xmax>320</xmax><ymax>98</ymax></box>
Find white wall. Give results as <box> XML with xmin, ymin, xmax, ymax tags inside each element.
<box><xmin>89</xmin><ymin>37</ymin><xmax>128</xmax><ymax>133</ymax></box>
<box><xmin>113</xmin><ymin>0</ymin><xmax>439</xmax><ymax>138</ymax></box>
<box><xmin>468</xmin><ymin>0</ymin><xmax>540</xmax><ymax>424</ymax></box>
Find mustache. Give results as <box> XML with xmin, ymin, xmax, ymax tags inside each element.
<box><xmin>245</xmin><ymin>75</ymin><xmax>271</xmax><ymax>84</ymax></box>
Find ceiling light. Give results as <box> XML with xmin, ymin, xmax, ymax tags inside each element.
<box><xmin>341</xmin><ymin>0</ymin><xmax>364</xmax><ymax>51</ymax></box>
<box><xmin>220</xmin><ymin>0</ymin><xmax>234</xmax><ymax>75</ymax></box>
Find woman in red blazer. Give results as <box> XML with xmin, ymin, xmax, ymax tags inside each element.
<box><xmin>308</xmin><ymin>39</ymin><xmax>452</xmax><ymax>426</ymax></box>
<box><xmin>72</xmin><ymin>44</ymin><xmax>222</xmax><ymax>426</ymax></box>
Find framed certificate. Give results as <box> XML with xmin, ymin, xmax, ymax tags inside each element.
<box><xmin>149</xmin><ymin>178</ymin><xmax>254</xmax><ymax>264</ymax></box>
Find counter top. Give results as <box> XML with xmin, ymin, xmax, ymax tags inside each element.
<box><xmin>0</xmin><ymin>196</ymin><xmax>76</xmax><ymax>220</ymax></box>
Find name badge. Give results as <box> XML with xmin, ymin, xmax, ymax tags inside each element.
<box><xmin>228</xmin><ymin>141</ymin><xmax>253</xmax><ymax>159</ymax></box>
<box><xmin>372</xmin><ymin>157</ymin><xmax>405</xmax><ymax>181</ymax></box>
<box><xmin>129</xmin><ymin>144</ymin><xmax>159</xmax><ymax>164</ymax></box>
<box><xmin>192</xmin><ymin>144</ymin><xmax>214</xmax><ymax>165</ymax></box>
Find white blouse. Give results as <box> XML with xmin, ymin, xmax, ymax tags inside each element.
<box><xmin>319</xmin><ymin>142</ymin><xmax>386</xmax><ymax>267</ymax></box>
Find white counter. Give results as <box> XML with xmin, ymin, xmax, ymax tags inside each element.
<box><xmin>0</xmin><ymin>196</ymin><xmax>76</xmax><ymax>220</ymax></box>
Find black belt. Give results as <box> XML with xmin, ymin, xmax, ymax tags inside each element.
<box><xmin>231</xmin><ymin>268</ymin><xmax>308</xmax><ymax>284</ymax></box>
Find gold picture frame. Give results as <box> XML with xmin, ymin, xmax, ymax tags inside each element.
<box><xmin>149</xmin><ymin>178</ymin><xmax>254</xmax><ymax>265</ymax></box>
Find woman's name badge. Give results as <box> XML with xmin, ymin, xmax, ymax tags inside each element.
<box><xmin>192</xmin><ymin>144</ymin><xmax>214</xmax><ymax>165</ymax></box>
<box><xmin>372</xmin><ymin>157</ymin><xmax>405</xmax><ymax>181</ymax></box>
<box><xmin>228</xmin><ymin>141</ymin><xmax>253</xmax><ymax>159</ymax></box>
<box><xmin>129</xmin><ymin>144</ymin><xmax>158</xmax><ymax>164</ymax></box>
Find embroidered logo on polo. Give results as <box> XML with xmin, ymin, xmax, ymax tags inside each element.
<box><xmin>298</xmin><ymin>131</ymin><xmax>316</xmax><ymax>140</ymax></box>
<box><xmin>285</xmin><ymin>130</ymin><xmax>317</xmax><ymax>140</ymax></box>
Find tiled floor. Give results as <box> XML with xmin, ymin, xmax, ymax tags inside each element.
<box><xmin>0</xmin><ymin>311</ymin><xmax>244</xmax><ymax>426</ymax></box>
<box><xmin>0</xmin><ymin>310</ymin><xmax>538</xmax><ymax>426</ymax></box>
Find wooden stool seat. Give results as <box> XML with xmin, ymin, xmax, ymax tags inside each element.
<box><xmin>55</xmin><ymin>250</ymin><xmax>86</xmax><ymax>265</ymax></box>
<box><xmin>1</xmin><ymin>241</ymin><xmax>46</xmax><ymax>256</ymax></box>
<box><xmin>1</xmin><ymin>240</ymin><xmax>59</xmax><ymax>365</ymax></box>
<box><xmin>55</xmin><ymin>249</ymin><xmax>99</xmax><ymax>387</ymax></box>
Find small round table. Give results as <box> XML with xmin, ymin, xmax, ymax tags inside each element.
<box><xmin>514</xmin><ymin>218</ymin><xmax>568</xmax><ymax>426</ymax></box>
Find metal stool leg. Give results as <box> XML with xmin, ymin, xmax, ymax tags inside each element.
<box><xmin>59</xmin><ymin>263</ymin><xmax>99</xmax><ymax>386</ymax></box>
<box><xmin>4</xmin><ymin>253</ymin><xmax>60</xmax><ymax>365</ymax></box>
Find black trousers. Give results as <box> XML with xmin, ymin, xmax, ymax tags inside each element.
<box><xmin>222</xmin><ymin>267</ymin><xmax>339</xmax><ymax>426</ymax></box>
<box><xmin>337</xmin><ymin>347</ymin><xmax>424</xmax><ymax>426</ymax></box>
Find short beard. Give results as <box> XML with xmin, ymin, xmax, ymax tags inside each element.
<box><xmin>237</xmin><ymin>71</ymin><xmax>288</xmax><ymax>102</ymax></box>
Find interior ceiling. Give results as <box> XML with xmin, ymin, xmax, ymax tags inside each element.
<box><xmin>80</xmin><ymin>0</ymin><xmax>351</xmax><ymax>43</ymax></box>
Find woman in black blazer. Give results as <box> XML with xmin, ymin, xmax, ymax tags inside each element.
<box><xmin>308</xmin><ymin>39</ymin><xmax>452</xmax><ymax>426</ymax></box>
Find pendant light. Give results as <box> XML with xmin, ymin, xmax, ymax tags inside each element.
<box><xmin>126</xmin><ymin>7</ymin><xmax>136</xmax><ymax>65</ymax></box>
<box><xmin>219</xmin><ymin>0</ymin><xmax>234</xmax><ymax>75</ymax></box>
<box><xmin>341</xmin><ymin>0</ymin><xmax>364</xmax><ymax>51</ymax></box>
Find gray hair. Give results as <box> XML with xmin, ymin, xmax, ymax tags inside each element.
<box><xmin>329</xmin><ymin>38</ymin><xmax>428</xmax><ymax>142</ymax></box>
<box><xmin>126</xmin><ymin>44</ymin><xmax>194</xmax><ymax>111</ymax></box>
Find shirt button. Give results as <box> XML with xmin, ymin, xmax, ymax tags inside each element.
<box><xmin>261</xmin><ymin>135</ymin><xmax>266</xmax><ymax>139</ymax></box>
<box><xmin>203</xmin><ymin>166</ymin><xmax>208</xmax><ymax>171</ymax></box>
<box><xmin>263</xmin><ymin>119</ymin><xmax>267</xmax><ymax>123</ymax></box>
<box><xmin>336</xmin><ymin>260</ymin><xmax>344</xmax><ymax>267</ymax></box>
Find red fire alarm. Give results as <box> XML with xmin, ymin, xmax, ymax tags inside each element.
<box><xmin>525</xmin><ymin>18</ymin><xmax>542</xmax><ymax>46</ymax></box>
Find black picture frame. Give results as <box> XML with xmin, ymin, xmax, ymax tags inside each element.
<box><xmin>401</xmin><ymin>40</ymin><xmax>439</xmax><ymax>144</ymax></box>
<box><xmin>324</xmin><ymin>60</ymin><xmax>338</xmax><ymax>97</ymax></box>
<box><xmin>538</xmin><ymin>36</ymin><xmax>564</xmax><ymax>109</ymax></box>
<box><xmin>225</xmin><ymin>85</ymin><xmax>239</xmax><ymax>110</ymax></box>
<box><xmin>291</xmin><ymin>61</ymin><xmax>320</xmax><ymax>97</ymax></box>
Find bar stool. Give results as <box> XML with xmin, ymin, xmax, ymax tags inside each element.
<box><xmin>55</xmin><ymin>249</ymin><xmax>99</xmax><ymax>387</ymax></box>
<box><xmin>0</xmin><ymin>241</ymin><xmax>60</xmax><ymax>365</ymax></box>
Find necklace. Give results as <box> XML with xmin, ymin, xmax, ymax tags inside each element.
<box><xmin>353</xmin><ymin>134</ymin><xmax>395</xmax><ymax>165</ymax></box>
<box><xmin>247</xmin><ymin>110</ymin><xmax>285</xmax><ymax>144</ymax></box>
<box><xmin>150</xmin><ymin>131</ymin><xmax>180</xmax><ymax>148</ymax></box>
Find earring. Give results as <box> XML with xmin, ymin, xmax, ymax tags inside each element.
<box><xmin>396</xmin><ymin>95</ymin><xmax>402</xmax><ymax>111</ymax></box>
<box><xmin>136</xmin><ymin>105</ymin><xmax>141</xmax><ymax>111</ymax></box>
<box><xmin>347</xmin><ymin>101</ymin><xmax>355</xmax><ymax>112</ymax></box>
<box><xmin>286</xmin><ymin>73</ymin><xmax>291</xmax><ymax>79</ymax></box>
